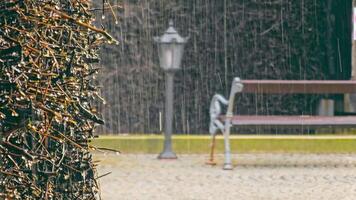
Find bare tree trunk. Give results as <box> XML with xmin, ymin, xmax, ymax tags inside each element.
<box><xmin>345</xmin><ymin>0</ymin><xmax>356</xmax><ymax>112</ymax></box>
<box><xmin>352</xmin><ymin>0</ymin><xmax>356</xmax><ymax>78</ymax></box>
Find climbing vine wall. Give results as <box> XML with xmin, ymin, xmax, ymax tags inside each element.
<box><xmin>0</xmin><ymin>1</ymin><xmax>115</xmax><ymax>198</ymax></box>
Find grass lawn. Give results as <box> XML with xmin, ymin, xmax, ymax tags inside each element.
<box><xmin>91</xmin><ymin>135</ymin><xmax>356</xmax><ymax>154</ymax></box>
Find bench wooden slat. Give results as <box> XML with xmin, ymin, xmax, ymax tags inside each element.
<box><xmin>219</xmin><ymin>115</ymin><xmax>356</xmax><ymax>127</ymax></box>
<box><xmin>241</xmin><ymin>80</ymin><xmax>356</xmax><ymax>94</ymax></box>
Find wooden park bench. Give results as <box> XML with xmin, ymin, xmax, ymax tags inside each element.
<box><xmin>207</xmin><ymin>77</ymin><xmax>356</xmax><ymax>170</ymax></box>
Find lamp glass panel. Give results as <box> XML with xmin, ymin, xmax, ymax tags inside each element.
<box><xmin>158</xmin><ymin>43</ymin><xmax>174</xmax><ymax>70</ymax></box>
<box><xmin>158</xmin><ymin>43</ymin><xmax>185</xmax><ymax>70</ymax></box>
<box><xmin>172</xmin><ymin>44</ymin><xmax>184</xmax><ymax>70</ymax></box>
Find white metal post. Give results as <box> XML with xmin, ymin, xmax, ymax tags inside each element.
<box><xmin>223</xmin><ymin>78</ymin><xmax>243</xmax><ymax>170</ymax></box>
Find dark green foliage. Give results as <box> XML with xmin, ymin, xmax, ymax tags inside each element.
<box><xmin>97</xmin><ymin>0</ymin><xmax>351</xmax><ymax>134</ymax></box>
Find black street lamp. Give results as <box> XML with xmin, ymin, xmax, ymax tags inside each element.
<box><xmin>154</xmin><ymin>20</ymin><xmax>188</xmax><ymax>159</ymax></box>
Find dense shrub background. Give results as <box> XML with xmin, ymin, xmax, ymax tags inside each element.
<box><xmin>95</xmin><ymin>0</ymin><xmax>351</xmax><ymax>134</ymax></box>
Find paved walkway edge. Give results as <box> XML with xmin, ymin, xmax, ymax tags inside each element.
<box><xmin>92</xmin><ymin>135</ymin><xmax>356</xmax><ymax>154</ymax></box>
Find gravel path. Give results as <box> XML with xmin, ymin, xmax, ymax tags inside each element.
<box><xmin>96</xmin><ymin>153</ymin><xmax>356</xmax><ymax>200</ymax></box>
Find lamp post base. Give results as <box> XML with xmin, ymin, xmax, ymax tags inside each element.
<box><xmin>158</xmin><ymin>151</ymin><xmax>177</xmax><ymax>159</ymax></box>
<box><xmin>223</xmin><ymin>163</ymin><xmax>233</xmax><ymax>170</ymax></box>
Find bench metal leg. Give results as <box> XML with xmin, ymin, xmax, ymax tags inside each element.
<box><xmin>206</xmin><ymin>133</ymin><xmax>217</xmax><ymax>165</ymax></box>
<box><xmin>223</xmin><ymin>120</ymin><xmax>233</xmax><ymax>170</ymax></box>
<box><xmin>209</xmin><ymin>78</ymin><xmax>243</xmax><ymax>170</ymax></box>
<box><xmin>221</xmin><ymin>78</ymin><xmax>243</xmax><ymax>170</ymax></box>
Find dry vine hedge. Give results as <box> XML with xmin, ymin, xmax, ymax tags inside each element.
<box><xmin>0</xmin><ymin>1</ymin><xmax>115</xmax><ymax>199</ymax></box>
<box><xmin>97</xmin><ymin>0</ymin><xmax>351</xmax><ymax>134</ymax></box>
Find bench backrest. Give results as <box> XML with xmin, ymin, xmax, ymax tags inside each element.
<box><xmin>240</xmin><ymin>80</ymin><xmax>356</xmax><ymax>94</ymax></box>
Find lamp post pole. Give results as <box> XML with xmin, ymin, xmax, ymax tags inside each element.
<box><xmin>159</xmin><ymin>71</ymin><xmax>176</xmax><ymax>159</ymax></box>
<box><xmin>154</xmin><ymin>20</ymin><xmax>188</xmax><ymax>159</ymax></box>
